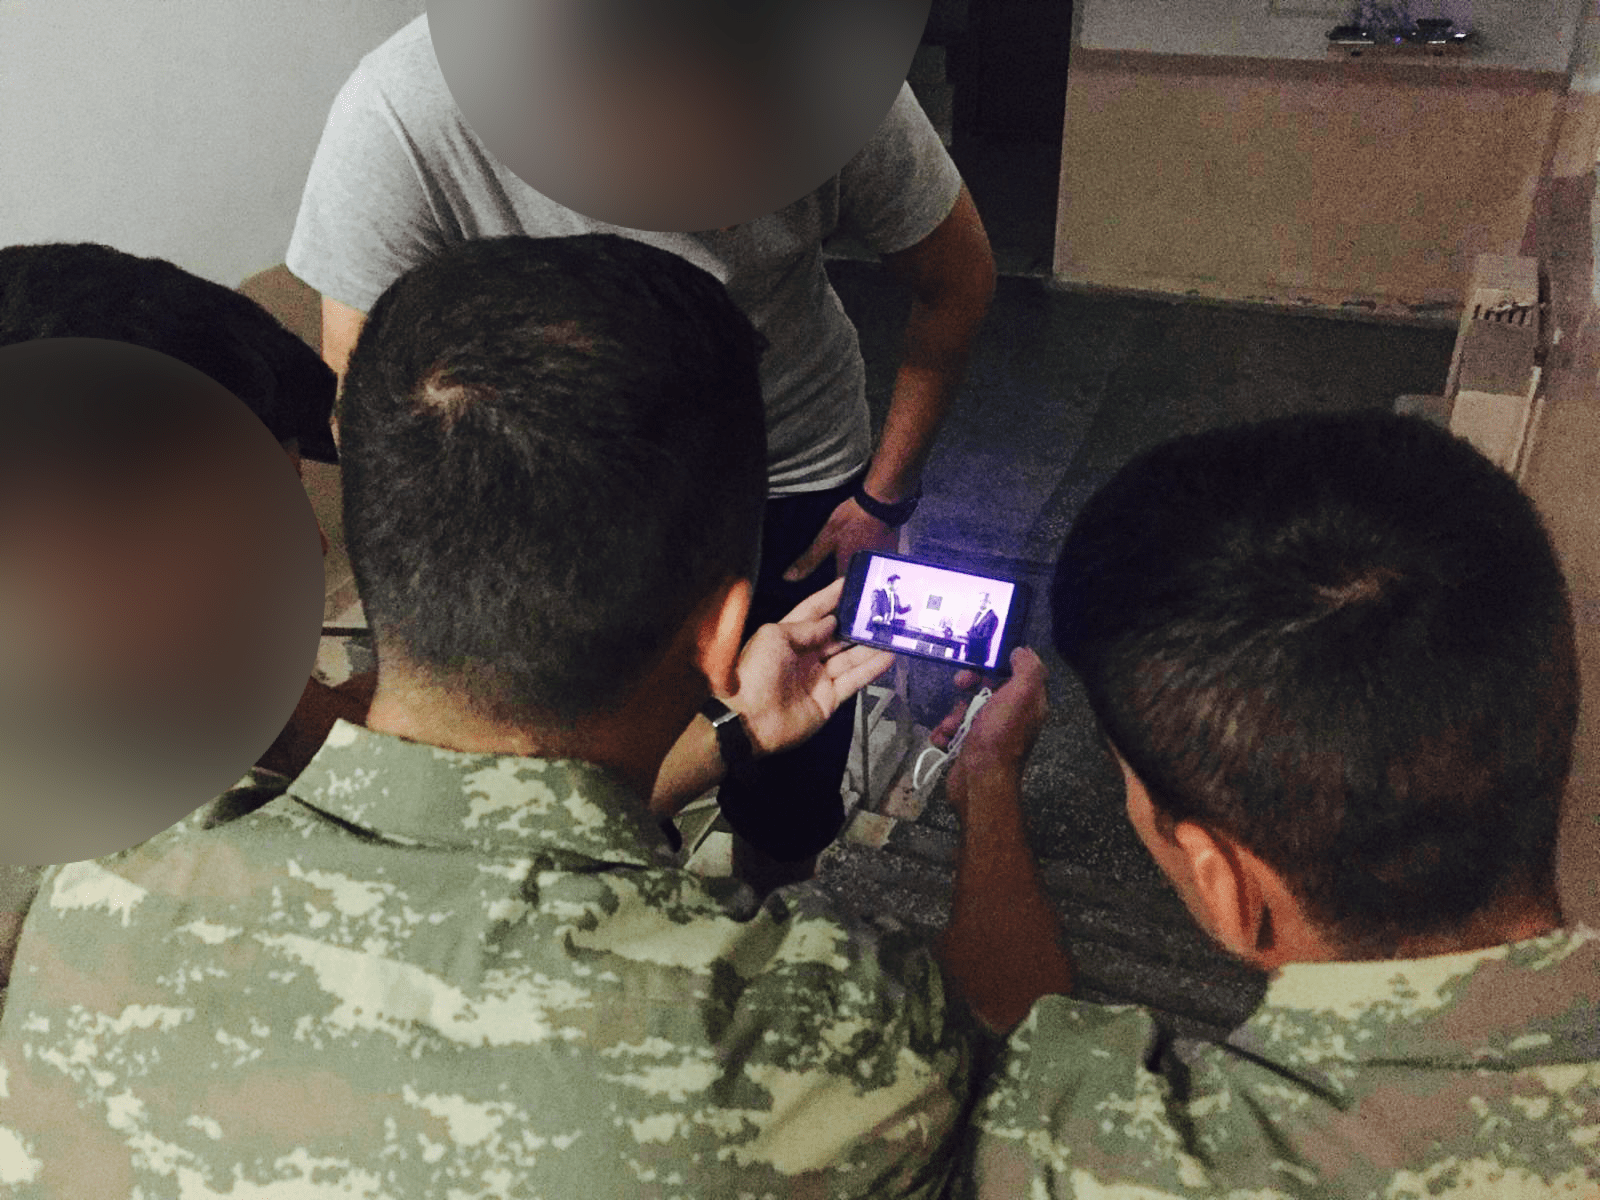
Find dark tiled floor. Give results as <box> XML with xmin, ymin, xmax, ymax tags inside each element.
<box><xmin>813</xmin><ymin>257</ymin><xmax>1458</xmax><ymax>1037</ymax></box>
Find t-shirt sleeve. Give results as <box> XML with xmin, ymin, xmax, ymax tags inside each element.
<box><xmin>284</xmin><ymin>63</ymin><xmax>456</xmax><ymax>315</ymax></box>
<box><xmin>837</xmin><ymin>82</ymin><xmax>965</xmax><ymax>258</ymax></box>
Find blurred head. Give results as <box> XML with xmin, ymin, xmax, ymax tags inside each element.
<box><xmin>0</xmin><ymin>242</ymin><xmax>336</xmax><ymax>577</ymax></box>
<box><xmin>0</xmin><ymin>243</ymin><xmax>339</xmax><ymax>672</ymax></box>
<box><xmin>0</xmin><ymin>247</ymin><xmax>332</xmax><ymax>849</ymax></box>
<box><xmin>0</xmin><ymin>242</ymin><xmax>338</xmax><ymax>465</ymax></box>
<box><xmin>428</xmin><ymin>0</ymin><xmax>931</xmax><ymax>231</ymax></box>
<box><xmin>338</xmin><ymin>234</ymin><xmax>768</xmax><ymax>728</ymax></box>
<box><xmin>1052</xmin><ymin>411</ymin><xmax>1577</xmax><ymax>961</ymax></box>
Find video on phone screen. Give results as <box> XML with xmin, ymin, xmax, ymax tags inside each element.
<box><xmin>849</xmin><ymin>556</ymin><xmax>1016</xmax><ymax>670</ymax></box>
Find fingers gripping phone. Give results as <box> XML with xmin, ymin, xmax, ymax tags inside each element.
<box><xmin>836</xmin><ymin>551</ymin><xmax>1032</xmax><ymax>673</ymax></box>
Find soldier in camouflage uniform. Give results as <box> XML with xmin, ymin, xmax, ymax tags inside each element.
<box><xmin>929</xmin><ymin>410</ymin><xmax>1598</xmax><ymax>1197</ymax></box>
<box><xmin>0</xmin><ymin>241</ymin><xmax>367</xmax><ymax>998</ymax></box>
<box><xmin>0</xmin><ymin>233</ymin><xmax>993</xmax><ymax>1197</ymax></box>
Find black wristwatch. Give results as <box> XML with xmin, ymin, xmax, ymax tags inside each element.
<box><xmin>701</xmin><ymin>698</ymin><xmax>759</xmax><ymax>784</ymax></box>
<box><xmin>852</xmin><ymin>481</ymin><xmax>921</xmax><ymax>529</ymax></box>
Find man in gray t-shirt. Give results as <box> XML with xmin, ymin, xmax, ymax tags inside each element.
<box><xmin>286</xmin><ymin>14</ymin><xmax>996</xmax><ymax>891</ymax></box>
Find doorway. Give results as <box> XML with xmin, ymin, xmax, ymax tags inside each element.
<box><xmin>938</xmin><ymin>0</ymin><xmax>1072</xmax><ymax>276</ymax></box>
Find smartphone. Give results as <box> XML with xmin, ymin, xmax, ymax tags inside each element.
<box><xmin>837</xmin><ymin>550</ymin><xmax>1032</xmax><ymax>673</ymax></box>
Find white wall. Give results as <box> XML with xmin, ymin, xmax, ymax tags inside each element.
<box><xmin>0</xmin><ymin>0</ymin><xmax>427</xmax><ymax>290</ymax></box>
<box><xmin>1078</xmin><ymin>0</ymin><xmax>1587</xmax><ymax>71</ymax></box>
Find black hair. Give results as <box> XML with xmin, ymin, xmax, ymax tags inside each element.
<box><xmin>1052</xmin><ymin>410</ymin><xmax>1577</xmax><ymax>957</ymax></box>
<box><xmin>887</xmin><ymin>575</ymin><xmax>900</xmax><ymax>583</ymax></box>
<box><xmin>339</xmin><ymin>234</ymin><xmax>768</xmax><ymax>724</ymax></box>
<box><xmin>0</xmin><ymin>242</ymin><xmax>338</xmax><ymax>461</ymax></box>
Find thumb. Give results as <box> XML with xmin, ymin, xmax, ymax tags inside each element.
<box><xmin>1004</xmin><ymin>647</ymin><xmax>1049</xmax><ymax>693</ymax></box>
<box><xmin>929</xmin><ymin>700</ymin><xmax>968</xmax><ymax>748</ymax></box>
<box><xmin>785</xmin><ymin>613</ymin><xmax>838</xmax><ymax>652</ymax></box>
<box><xmin>783</xmin><ymin>534</ymin><xmax>831</xmax><ymax>584</ymax></box>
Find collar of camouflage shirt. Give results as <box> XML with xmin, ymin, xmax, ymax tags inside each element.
<box><xmin>286</xmin><ymin>719</ymin><xmax>678</xmax><ymax>868</ymax></box>
<box><xmin>1227</xmin><ymin>923</ymin><xmax>1599</xmax><ymax>1086</ymax></box>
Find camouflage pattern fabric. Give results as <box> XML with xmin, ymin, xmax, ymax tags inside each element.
<box><xmin>957</xmin><ymin>924</ymin><xmax>1600</xmax><ymax>1198</ymax></box>
<box><xmin>0</xmin><ymin>864</ymin><xmax>44</xmax><ymax>1002</ymax></box>
<box><xmin>0</xmin><ymin>720</ymin><xmax>979</xmax><ymax>1197</ymax></box>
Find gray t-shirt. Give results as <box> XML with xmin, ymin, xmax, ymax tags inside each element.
<box><xmin>286</xmin><ymin>14</ymin><xmax>964</xmax><ymax>495</ymax></box>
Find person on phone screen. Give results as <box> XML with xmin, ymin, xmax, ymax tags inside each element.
<box><xmin>963</xmin><ymin>592</ymin><xmax>997</xmax><ymax>666</ymax></box>
<box><xmin>870</xmin><ymin>572</ymin><xmax>913</xmax><ymax>643</ymax></box>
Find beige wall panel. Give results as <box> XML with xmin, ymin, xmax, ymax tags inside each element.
<box><xmin>1519</xmin><ymin>166</ymin><xmax>1600</xmax><ymax>927</ymax></box>
<box><xmin>1526</xmin><ymin>380</ymin><xmax>1600</xmax><ymax>927</ymax></box>
<box><xmin>1055</xmin><ymin>54</ymin><xmax>1564</xmax><ymax>316</ymax></box>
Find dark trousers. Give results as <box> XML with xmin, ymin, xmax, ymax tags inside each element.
<box><xmin>715</xmin><ymin>471</ymin><xmax>866</xmax><ymax>862</ymax></box>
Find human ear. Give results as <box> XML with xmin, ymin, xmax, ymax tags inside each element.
<box><xmin>695</xmin><ymin>576</ymin><xmax>752</xmax><ymax>699</ymax></box>
<box><xmin>1171</xmin><ymin>822</ymin><xmax>1270</xmax><ymax>962</ymax></box>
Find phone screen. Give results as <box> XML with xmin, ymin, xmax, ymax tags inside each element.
<box><xmin>839</xmin><ymin>551</ymin><xmax>1027</xmax><ymax>672</ymax></box>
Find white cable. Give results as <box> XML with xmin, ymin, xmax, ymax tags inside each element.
<box><xmin>912</xmin><ymin>688</ymin><xmax>993</xmax><ymax>796</ymax></box>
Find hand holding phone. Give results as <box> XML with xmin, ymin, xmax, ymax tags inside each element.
<box><xmin>941</xmin><ymin>648</ymin><xmax>1050</xmax><ymax>821</ymax></box>
<box><xmin>912</xmin><ymin>685</ymin><xmax>992</xmax><ymax>795</ymax></box>
<box><xmin>928</xmin><ymin>667</ymin><xmax>988</xmax><ymax>750</ymax></box>
<box><xmin>724</xmin><ymin>578</ymin><xmax>894</xmax><ymax>756</ymax></box>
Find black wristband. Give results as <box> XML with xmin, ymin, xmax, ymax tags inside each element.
<box><xmin>852</xmin><ymin>482</ymin><xmax>921</xmax><ymax>528</ymax></box>
<box><xmin>702</xmin><ymin>698</ymin><xmax>759</xmax><ymax>784</ymax></box>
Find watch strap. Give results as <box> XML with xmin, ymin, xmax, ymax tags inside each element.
<box><xmin>852</xmin><ymin>482</ymin><xmax>921</xmax><ymax>529</ymax></box>
<box><xmin>701</xmin><ymin>698</ymin><xmax>759</xmax><ymax>783</ymax></box>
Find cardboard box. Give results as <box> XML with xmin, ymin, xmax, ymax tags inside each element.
<box><xmin>1446</xmin><ymin>255</ymin><xmax>1543</xmax><ymax>476</ymax></box>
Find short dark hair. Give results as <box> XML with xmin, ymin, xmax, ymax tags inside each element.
<box><xmin>339</xmin><ymin>234</ymin><xmax>768</xmax><ymax>723</ymax></box>
<box><xmin>887</xmin><ymin>575</ymin><xmax>900</xmax><ymax>583</ymax></box>
<box><xmin>1052</xmin><ymin>411</ymin><xmax>1577</xmax><ymax>957</ymax></box>
<box><xmin>0</xmin><ymin>242</ymin><xmax>338</xmax><ymax>461</ymax></box>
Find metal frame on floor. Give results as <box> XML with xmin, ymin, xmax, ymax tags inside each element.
<box><xmin>851</xmin><ymin>527</ymin><xmax>916</xmax><ymax>813</ymax></box>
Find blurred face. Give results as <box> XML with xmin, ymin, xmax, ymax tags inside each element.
<box><xmin>577</xmin><ymin>47</ymin><xmax>773</xmax><ymax>199</ymax></box>
<box><xmin>428</xmin><ymin>0</ymin><xmax>933</xmax><ymax>231</ymax></box>
<box><xmin>0</xmin><ymin>433</ymin><xmax>285</xmax><ymax>718</ymax></box>
<box><xmin>0</xmin><ymin>338</ymin><xmax>327</xmax><ymax>865</ymax></box>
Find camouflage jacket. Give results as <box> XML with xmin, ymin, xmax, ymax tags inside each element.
<box><xmin>957</xmin><ymin>924</ymin><xmax>1599</xmax><ymax>1198</ymax></box>
<box><xmin>0</xmin><ymin>720</ymin><xmax>979</xmax><ymax>1198</ymax></box>
<box><xmin>0</xmin><ymin>864</ymin><xmax>43</xmax><ymax>1004</ymax></box>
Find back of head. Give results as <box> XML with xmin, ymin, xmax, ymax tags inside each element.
<box><xmin>338</xmin><ymin>233</ymin><xmax>768</xmax><ymax>725</ymax></box>
<box><xmin>0</xmin><ymin>242</ymin><xmax>338</xmax><ymax>461</ymax></box>
<box><xmin>1052</xmin><ymin>411</ymin><xmax>1578</xmax><ymax>958</ymax></box>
